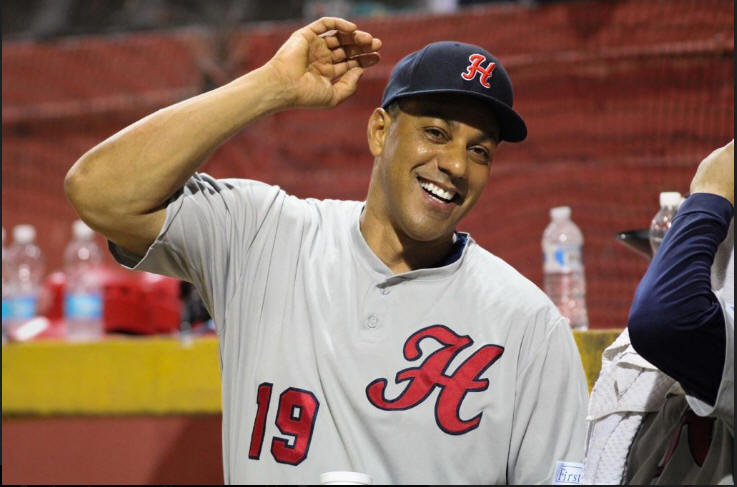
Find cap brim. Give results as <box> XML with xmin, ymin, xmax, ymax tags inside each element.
<box><xmin>383</xmin><ymin>89</ymin><xmax>527</xmax><ymax>143</ymax></box>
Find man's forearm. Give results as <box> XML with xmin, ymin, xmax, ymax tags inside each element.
<box><xmin>65</xmin><ymin>65</ymin><xmax>289</xmax><ymax>223</ymax></box>
<box><xmin>64</xmin><ymin>18</ymin><xmax>380</xmax><ymax>257</ymax></box>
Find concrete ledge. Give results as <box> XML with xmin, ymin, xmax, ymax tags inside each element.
<box><xmin>2</xmin><ymin>330</ymin><xmax>622</xmax><ymax>415</ymax></box>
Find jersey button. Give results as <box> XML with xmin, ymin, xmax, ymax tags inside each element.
<box><xmin>367</xmin><ymin>314</ymin><xmax>379</xmax><ymax>328</ymax></box>
<box><xmin>380</xmin><ymin>287</ymin><xmax>391</xmax><ymax>295</ymax></box>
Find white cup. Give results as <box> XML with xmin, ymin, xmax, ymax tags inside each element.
<box><xmin>320</xmin><ymin>471</ymin><xmax>372</xmax><ymax>485</ymax></box>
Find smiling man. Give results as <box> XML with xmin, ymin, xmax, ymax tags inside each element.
<box><xmin>362</xmin><ymin>93</ymin><xmax>501</xmax><ymax>272</ymax></box>
<box><xmin>65</xmin><ymin>17</ymin><xmax>587</xmax><ymax>484</ymax></box>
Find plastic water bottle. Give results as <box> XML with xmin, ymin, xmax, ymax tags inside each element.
<box><xmin>63</xmin><ymin>220</ymin><xmax>104</xmax><ymax>342</ymax></box>
<box><xmin>5</xmin><ymin>225</ymin><xmax>45</xmax><ymax>335</ymax></box>
<box><xmin>649</xmin><ymin>191</ymin><xmax>682</xmax><ymax>255</ymax></box>
<box><xmin>542</xmin><ymin>206</ymin><xmax>589</xmax><ymax>330</ymax></box>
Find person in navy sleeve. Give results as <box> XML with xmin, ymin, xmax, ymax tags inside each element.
<box><xmin>584</xmin><ymin>140</ymin><xmax>734</xmax><ymax>485</ymax></box>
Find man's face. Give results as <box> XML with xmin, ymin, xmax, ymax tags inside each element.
<box><xmin>367</xmin><ymin>93</ymin><xmax>501</xmax><ymax>244</ymax></box>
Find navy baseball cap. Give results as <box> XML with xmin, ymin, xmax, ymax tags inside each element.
<box><xmin>381</xmin><ymin>41</ymin><xmax>527</xmax><ymax>142</ymax></box>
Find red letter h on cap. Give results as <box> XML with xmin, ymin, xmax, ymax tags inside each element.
<box><xmin>461</xmin><ymin>54</ymin><xmax>496</xmax><ymax>88</ymax></box>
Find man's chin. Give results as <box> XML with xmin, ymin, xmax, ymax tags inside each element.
<box><xmin>400</xmin><ymin>221</ymin><xmax>456</xmax><ymax>245</ymax></box>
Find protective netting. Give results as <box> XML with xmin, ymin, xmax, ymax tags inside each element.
<box><xmin>2</xmin><ymin>0</ymin><xmax>733</xmax><ymax>328</ymax></box>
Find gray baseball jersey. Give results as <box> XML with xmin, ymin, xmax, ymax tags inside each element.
<box><xmin>110</xmin><ymin>173</ymin><xmax>589</xmax><ymax>484</ymax></box>
<box><xmin>624</xmin><ymin>291</ymin><xmax>734</xmax><ymax>485</ymax></box>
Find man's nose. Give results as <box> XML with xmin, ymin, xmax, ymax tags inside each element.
<box><xmin>437</xmin><ymin>145</ymin><xmax>468</xmax><ymax>180</ymax></box>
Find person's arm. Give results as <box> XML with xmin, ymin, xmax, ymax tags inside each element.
<box><xmin>629</xmin><ymin>141</ymin><xmax>734</xmax><ymax>405</ymax></box>
<box><xmin>64</xmin><ymin>17</ymin><xmax>381</xmax><ymax>258</ymax></box>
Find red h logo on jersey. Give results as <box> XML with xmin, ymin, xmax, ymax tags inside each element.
<box><xmin>366</xmin><ymin>325</ymin><xmax>504</xmax><ymax>435</ymax></box>
<box><xmin>461</xmin><ymin>54</ymin><xmax>496</xmax><ymax>88</ymax></box>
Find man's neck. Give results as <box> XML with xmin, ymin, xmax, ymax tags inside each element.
<box><xmin>359</xmin><ymin>205</ymin><xmax>455</xmax><ymax>274</ymax></box>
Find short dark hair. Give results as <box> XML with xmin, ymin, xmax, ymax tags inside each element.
<box><xmin>385</xmin><ymin>100</ymin><xmax>401</xmax><ymax>118</ymax></box>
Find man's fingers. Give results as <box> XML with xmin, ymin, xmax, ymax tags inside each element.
<box><xmin>331</xmin><ymin>67</ymin><xmax>364</xmax><ymax>106</ymax></box>
<box><xmin>331</xmin><ymin>59</ymin><xmax>356</xmax><ymax>79</ymax></box>
<box><xmin>338</xmin><ymin>30</ymin><xmax>375</xmax><ymax>46</ymax></box>
<box><xmin>330</xmin><ymin>44</ymin><xmax>382</xmax><ymax>63</ymax></box>
<box><xmin>307</xmin><ymin>17</ymin><xmax>357</xmax><ymax>36</ymax></box>
<box><xmin>322</xmin><ymin>33</ymin><xmax>341</xmax><ymax>48</ymax></box>
<box><xmin>354</xmin><ymin>52</ymin><xmax>380</xmax><ymax>68</ymax></box>
<box><xmin>323</xmin><ymin>30</ymin><xmax>370</xmax><ymax>47</ymax></box>
<box><xmin>323</xmin><ymin>30</ymin><xmax>381</xmax><ymax>49</ymax></box>
<box><xmin>331</xmin><ymin>53</ymin><xmax>380</xmax><ymax>78</ymax></box>
<box><xmin>331</xmin><ymin>47</ymin><xmax>350</xmax><ymax>63</ymax></box>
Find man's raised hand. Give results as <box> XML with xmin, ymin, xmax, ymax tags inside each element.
<box><xmin>690</xmin><ymin>140</ymin><xmax>734</xmax><ymax>205</ymax></box>
<box><xmin>265</xmin><ymin>17</ymin><xmax>382</xmax><ymax>109</ymax></box>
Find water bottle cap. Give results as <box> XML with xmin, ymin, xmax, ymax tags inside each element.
<box><xmin>659</xmin><ymin>191</ymin><xmax>682</xmax><ymax>207</ymax></box>
<box><xmin>550</xmin><ymin>206</ymin><xmax>571</xmax><ymax>221</ymax></box>
<box><xmin>13</xmin><ymin>224</ymin><xmax>36</xmax><ymax>244</ymax></box>
<box><xmin>72</xmin><ymin>220</ymin><xmax>95</xmax><ymax>240</ymax></box>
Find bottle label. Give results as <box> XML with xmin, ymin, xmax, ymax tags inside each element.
<box><xmin>543</xmin><ymin>244</ymin><xmax>584</xmax><ymax>273</ymax></box>
<box><xmin>65</xmin><ymin>292</ymin><xmax>103</xmax><ymax>320</ymax></box>
<box><xmin>11</xmin><ymin>295</ymin><xmax>38</xmax><ymax>320</ymax></box>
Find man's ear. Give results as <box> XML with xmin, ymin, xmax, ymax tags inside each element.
<box><xmin>367</xmin><ymin>107</ymin><xmax>392</xmax><ymax>157</ymax></box>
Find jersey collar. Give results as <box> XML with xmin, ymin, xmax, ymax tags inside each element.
<box><xmin>349</xmin><ymin>203</ymin><xmax>473</xmax><ymax>283</ymax></box>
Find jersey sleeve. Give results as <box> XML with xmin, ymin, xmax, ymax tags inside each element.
<box><xmin>108</xmin><ymin>172</ymin><xmax>284</xmax><ymax>322</ymax></box>
<box><xmin>507</xmin><ymin>316</ymin><xmax>589</xmax><ymax>484</ymax></box>
<box><xmin>628</xmin><ymin>193</ymin><xmax>733</xmax><ymax>404</ymax></box>
<box><xmin>685</xmin><ymin>293</ymin><xmax>734</xmax><ymax>433</ymax></box>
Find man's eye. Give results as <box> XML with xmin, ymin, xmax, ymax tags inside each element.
<box><xmin>424</xmin><ymin>127</ymin><xmax>447</xmax><ymax>141</ymax></box>
<box><xmin>470</xmin><ymin>146</ymin><xmax>490</xmax><ymax>161</ymax></box>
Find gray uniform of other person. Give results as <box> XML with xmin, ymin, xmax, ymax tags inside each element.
<box><xmin>110</xmin><ymin>173</ymin><xmax>588</xmax><ymax>485</ymax></box>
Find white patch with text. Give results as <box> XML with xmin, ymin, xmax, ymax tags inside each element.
<box><xmin>552</xmin><ymin>461</ymin><xmax>584</xmax><ymax>485</ymax></box>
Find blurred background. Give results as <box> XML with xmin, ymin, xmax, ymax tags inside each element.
<box><xmin>2</xmin><ymin>0</ymin><xmax>734</xmax><ymax>483</ymax></box>
<box><xmin>3</xmin><ymin>0</ymin><xmax>734</xmax><ymax>330</ymax></box>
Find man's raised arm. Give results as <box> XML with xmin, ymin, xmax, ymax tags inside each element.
<box><xmin>64</xmin><ymin>17</ymin><xmax>381</xmax><ymax>257</ymax></box>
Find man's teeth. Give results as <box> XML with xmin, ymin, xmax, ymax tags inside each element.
<box><xmin>420</xmin><ymin>180</ymin><xmax>455</xmax><ymax>202</ymax></box>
